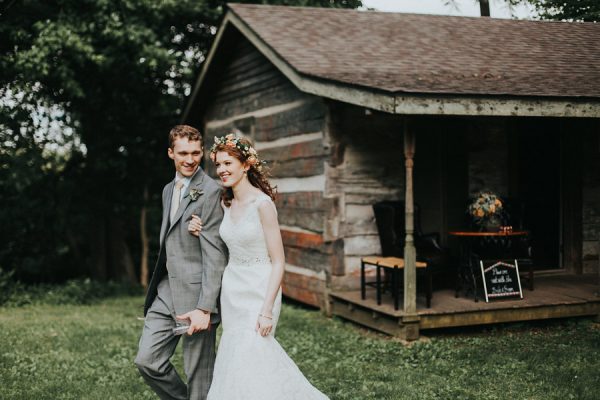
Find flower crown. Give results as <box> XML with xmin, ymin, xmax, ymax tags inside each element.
<box><xmin>209</xmin><ymin>133</ymin><xmax>264</xmax><ymax>170</ymax></box>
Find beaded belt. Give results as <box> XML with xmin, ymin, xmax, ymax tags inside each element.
<box><xmin>229</xmin><ymin>255</ymin><xmax>271</xmax><ymax>266</ymax></box>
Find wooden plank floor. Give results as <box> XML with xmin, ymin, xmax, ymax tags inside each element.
<box><xmin>330</xmin><ymin>274</ymin><xmax>600</xmax><ymax>334</ymax></box>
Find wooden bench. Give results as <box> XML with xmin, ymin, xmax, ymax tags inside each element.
<box><xmin>360</xmin><ymin>256</ymin><xmax>430</xmax><ymax>309</ymax></box>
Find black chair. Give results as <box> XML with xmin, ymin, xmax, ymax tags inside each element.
<box><xmin>373</xmin><ymin>201</ymin><xmax>448</xmax><ymax>266</ymax></box>
<box><xmin>504</xmin><ymin>198</ymin><xmax>534</xmax><ymax>290</ymax></box>
<box><xmin>371</xmin><ymin>201</ymin><xmax>449</xmax><ymax>307</ymax></box>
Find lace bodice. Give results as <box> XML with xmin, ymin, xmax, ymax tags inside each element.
<box><xmin>219</xmin><ymin>193</ymin><xmax>273</xmax><ymax>267</ymax></box>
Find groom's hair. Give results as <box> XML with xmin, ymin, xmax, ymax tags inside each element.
<box><xmin>169</xmin><ymin>125</ymin><xmax>203</xmax><ymax>149</ymax></box>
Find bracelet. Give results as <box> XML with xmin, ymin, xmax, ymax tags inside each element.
<box><xmin>259</xmin><ymin>313</ymin><xmax>273</xmax><ymax>320</ymax></box>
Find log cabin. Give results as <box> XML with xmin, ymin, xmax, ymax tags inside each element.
<box><xmin>182</xmin><ymin>3</ymin><xmax>600</xmax><ymax>339</ymax></box>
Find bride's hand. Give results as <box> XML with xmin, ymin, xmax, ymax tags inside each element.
<box><xmin>188</xmin><ymin>215</ymin><xmax>203</xmax><ymax>237</ymax></box>
<box><xmin>256</xmin><ymin>314</ymin><xmax>273</xmax><ymax>337</ymax></box>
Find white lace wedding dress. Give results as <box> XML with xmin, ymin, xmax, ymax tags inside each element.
<box><xmin>207</xmin><ymin>193</ymin><xmax>329</xmax><ymax>400</ymax></box>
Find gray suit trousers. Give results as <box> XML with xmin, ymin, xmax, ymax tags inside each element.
<box><xmin>135</xmin><ymin>278</ymin><xmax>216</xmax><ymax>400</ymax></box>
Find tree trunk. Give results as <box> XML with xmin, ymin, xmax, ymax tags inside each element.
<box><xmin>480</xmin><ymin>0</ymin><xmax>491</xmax><ymax>17</ymax></box>
<box><xmin>108</xmin><ymin>216</ymin><xmax>138</xmax><ymax>283</ymax></box>
<box><xmin>140</xmin><ymin>185</ymin><xmax>150</xmax><ymax>288</ymax></box>
<box><xmin>66</xmin><ymin>229</ymin><xmax>84</xmax><ymax>274</ymax></box>
<box><xmin>90</xmin><ymin>216</ymin><xmax>108</xmax><ymax>281</ymax></box>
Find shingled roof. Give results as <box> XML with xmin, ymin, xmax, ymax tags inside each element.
<box><xmin>183</xmin><ymin>4</ymin><xmax>600</xmax><ymax>120</ymax></box>
<box><xmin>228</xmin><ymin>3</ymin><xmax>599</xmax><ymax>99</ymax></box>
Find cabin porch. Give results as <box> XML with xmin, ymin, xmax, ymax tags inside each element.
<box><xmin>329</xmin><ymin>273</ymin><xmax>600</xmax><ymax>336</ymax></box>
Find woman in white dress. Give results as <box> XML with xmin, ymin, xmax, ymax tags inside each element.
<box><xmin>187</xmin><ymin>133</ymin><xmax>328</xmax><ymax>400</ymax></box>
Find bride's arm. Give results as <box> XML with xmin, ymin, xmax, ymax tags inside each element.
<box><xmin>257</xmin><ymin>199</ymin><xmax>285</xmax><ymax>336</ymax></box>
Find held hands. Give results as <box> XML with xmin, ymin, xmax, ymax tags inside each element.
<box><xmin>255</xmin><ymin>312</ymin><xmax>273</xmax><ymax>337</ymax></box>
<box><xmin>188</xmin><ymin>215</ymin><xmax>203</xmax><ymax>237</ymax></box>
<box><xmin>176</xmin><ymin>309</ymin><xmax>211</xmax><ymax>335</ymax></box>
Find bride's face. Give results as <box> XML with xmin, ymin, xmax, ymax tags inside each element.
<box><xmin>215</xmin><ymin>151</ymin><xmax>248</xmax><ymax>188</ymax></box>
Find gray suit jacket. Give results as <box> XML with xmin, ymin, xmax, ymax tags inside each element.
<box><xmin>144</xmin><ymin>167</ymin><xmax>227</xmax><ymax>324</ymax></box>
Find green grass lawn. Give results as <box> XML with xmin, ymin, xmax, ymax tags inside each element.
<box><xmin>1</xmin><ymin>296</ymin><xmax>599</xmax><ymax>400</ymax></box>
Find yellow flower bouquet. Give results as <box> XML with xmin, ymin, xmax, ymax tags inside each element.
<box><xmin>468</xmin><ymin>191</ymin><xmax>506</xmax><ymax>230</ymax></box>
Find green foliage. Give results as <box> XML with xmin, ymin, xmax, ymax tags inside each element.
<box><xmin>233</xmin><ymin>0</ymin><xmax>362</xmax><ymax>7</ymax></box>
<box><xmin>0</xmin><ymin>269</ymin><xmax>142</xmax><ymax>306</ymax></box>
<box><xmin>447</xmin><ymin>1</ymin><xmax>599</xmax><ymax>21</ymax></box>
<box><xmin>1</xmin><ymin>297</ymin><xmax>599</xmax><ymax>399</ymax></box>
<box><xmin>0</xmin><ymin>0</ymin><xmax>361</xmax><ymax>282</ymax></box>
<box><xmin>0</xmin><ymin>268</ymin><xmax>18</xmax><ymax>305</ymax></box>
<box><xmin>527</xmin><ymin>0</ymin><xmax>600</xmax><ymax>21</ymax></box>
<box><xmin>0</xmin><ymin>129</ymin><xmax>81</xmax><ymax>281</ymax></box>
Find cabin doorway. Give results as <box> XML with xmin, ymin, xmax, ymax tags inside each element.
<box><xmin>509</xmin><ymin>120</ymin><xmax>561</xmax><ymax>269</ymax></box>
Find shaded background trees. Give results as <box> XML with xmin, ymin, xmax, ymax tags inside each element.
<box><xmin>527</xmin><ymin>0</ymin><xmax>600</xmax><ymax>21</ymax></box>
<box><xmin>0</xmin><ymin>0</ymin><xmax>362</xmax><ymax>286</ymax></box>
<box><xmin>1</xmin><ymin>0</ymin><xmax>595</xmax><ymax>287</ymax></box>
<box><xmin>450</xmin><ymin>0</ymin><xmax>599</xmax><ymax>20</ymax></box>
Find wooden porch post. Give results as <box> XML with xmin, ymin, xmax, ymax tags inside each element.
<box><xmin>403</xmin><ymin>120</ymin><xmax>420</xmax><ymax>340</ymax></box>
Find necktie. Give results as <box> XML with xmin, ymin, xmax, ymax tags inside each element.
<box><xmin>170</xmin><ymin>180</ymin><xmax>185</xmax><ymax>223</ymax></box>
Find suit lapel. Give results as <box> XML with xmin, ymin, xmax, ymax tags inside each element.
<box><xmin>159</xmin><ymin>180</ymin><xmax>176</xmax><ymax>246</ymax></box>
<box><xmin>166</xmin><ymin>168</ymin><xmax>206</xmax><ymax>237</ymax></box>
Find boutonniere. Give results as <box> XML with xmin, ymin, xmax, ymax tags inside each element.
<box><xmin>188</xmin><ymin>188</ymin><xmax>203</xmax><ymax>201</ymax></box>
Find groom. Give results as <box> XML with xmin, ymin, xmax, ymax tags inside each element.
<box><xmin>135</xmin><ymin>125</ymin><xmax>227</xmax><ymax>400</ymax></box>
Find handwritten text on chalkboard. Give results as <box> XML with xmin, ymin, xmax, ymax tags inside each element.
<box><xmin>479</xmin><ymin>260</ymin><xmax>523</xmax><ymax>302</ymax></box>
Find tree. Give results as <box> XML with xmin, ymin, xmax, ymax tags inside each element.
<box><xmin>445</xmin><ymin>0</ymin><xmax>599</xmax><ymax>21</ymax></box>
<box><xmin>480</xmin><ymin>0</ymin><xmax>491</xmax><ymax>16</ymax></box>
<box><xmin>527</xmin><ymin>0</ymin><xmax>600</xmax><ymax>22</ymax></box>
<box><xmin>0</xmin><ymin>0</ymin><xmax>361</xmax><ymax>285</ymax></box>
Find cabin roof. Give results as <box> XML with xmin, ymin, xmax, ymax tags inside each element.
<box><xmin>182</xmin><ymin>4</ymin><xmax>600</xmax><ymax>120</ymax></box>
<box><xmin>228</xmin><ymin>4</ymin><xmax>600</xmax><ymax>98</ymax></box>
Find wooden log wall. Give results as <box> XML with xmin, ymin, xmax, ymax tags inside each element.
<box><xmin>466</xmin><ymin>118</ymin><xmax>510</xmax><ymax>197</ymax></box>
<box><xmin>201</xmin><ymin>38</ymin><xmax>338</xmax><ymax>306</ymax></box>
<box><xmin>582</xmin><ymin>119</ymin><xmax>600</xmax><ymax>273</ymax></box>
<box><xmin>411</xmin><ymin>118</ymin><xmax>468</xmax><ymax>248</ymax></box>
<box><xmin>325</xmin><ymin>103</ymin><xmax>406</xmax><ymax>289</ymax></box>
<box><xmin>325</xmin><ymin>110</ymin><xmax>469</xmax><ymax>290</ymax></box>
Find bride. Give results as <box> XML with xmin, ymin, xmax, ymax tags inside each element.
<box><xmin>187</xmin><ymin>133</ymin><xmax>328</xmax><ymax>400</ymax></box>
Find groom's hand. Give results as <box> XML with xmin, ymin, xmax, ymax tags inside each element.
<box><xmin>187</xmin><ymin>215</ymin><xmax>203</xmax><ymax>237</ymax></box>
<box><xmin>176</xmin><ymin>309</ymin><xmax>211</xmax><ymax>335</ymax></box>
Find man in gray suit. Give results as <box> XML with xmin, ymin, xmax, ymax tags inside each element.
<box><xmin>135</xmin><ymin>125</ymin><xmax>227</xmax><ymax>400</ymax></box>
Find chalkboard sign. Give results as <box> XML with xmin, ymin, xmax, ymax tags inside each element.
<box><xmin>479</xmin><ymin>260</ymin><xmax>523</xmax><ymax>302</ymax></box>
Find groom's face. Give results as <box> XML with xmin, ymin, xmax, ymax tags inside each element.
<box><xmin>168</xmin><ymin>137</ymin><xmax>203</xmax><ymax>177</ymax></box>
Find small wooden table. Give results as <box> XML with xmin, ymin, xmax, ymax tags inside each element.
<box><xmin>448</xmin><ymin>231</ymin><xmax>529</xmax><ymax>238</ymax></box>
<box><xmin>360</xmin><ymin>256</ymin><xmax>429</xmax><ymax>310</ymax></box>
<box><xmin>449</xmin><ymin>230</ymin><xmax>531</xmax><ymax>301</ymax></box>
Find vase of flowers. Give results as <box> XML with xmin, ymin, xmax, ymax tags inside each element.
<box><xmin>468</xmin><ymin>191</ymin><xmax>505</xmax><ymax>232</ymax></box>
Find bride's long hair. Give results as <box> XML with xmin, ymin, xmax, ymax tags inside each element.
<box><xmin>210</xmin><ymin>136</ymin><xmax>276</xmax><ymax>207</ymax></box>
